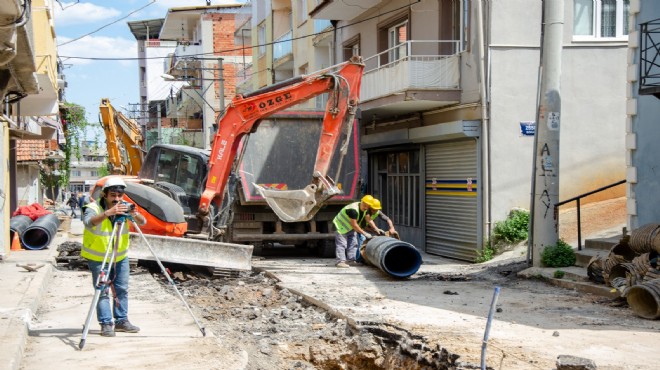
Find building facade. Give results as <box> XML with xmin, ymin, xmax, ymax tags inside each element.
<box><xmin>67</xmin><ymin>141</ymin><xmax>107</xmax><ymax>195</ymax></box>
<box><xmin>2</xmin><ymin>0</ymin><xmax>65</xmax><ymax>256</ymax></box>
<box><xmin>232</xmin><ymin>0</ymin><xmax>628</xmax><ymax>261</ymax></box>
<box><xmin>627</xmin><ymin>0</ymin><xmax>660</xmax><ymax>228</ymax></box>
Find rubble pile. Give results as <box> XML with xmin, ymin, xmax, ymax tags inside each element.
<box><xmin>55</xmin><ymin>241</ymin><xmax>87</xmax><ymax>270</ymax></box>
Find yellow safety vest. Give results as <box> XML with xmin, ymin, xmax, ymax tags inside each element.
<box><xmin>332</xmin><ymin>202</ymin><xmax>379</xmax><ymax>234</ymax></box>
<box><xmin>82</xmin><ymin>202</ymin><xmax>129</xmax><ymax>262</ymax></box>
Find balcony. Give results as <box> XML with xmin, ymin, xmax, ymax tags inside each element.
<box><xmin>310</xmin><ymin>0</ymin><xmax>384</xmax><ymax>20</ymax></box>
<box><xmin>313</xmin><ymin>19</ymin><xmax>333</xmax><ymax>46</ymax></box>
<box><xmin>166</xmin><ymin>86</ymin><xmax>204</xmax><ymax>119</ymax></box>
<box><xmin>273</xmin><ymin>30</ymin><xmax>293</xmax><ymax>70</ymax></box>
<box><xmin>164</xmin><ymin>43</ymin><xmax>203</xmax><ymax>77</ymax></box>
<box><xmin>360</xmin><ymin>40</ymin><xmax>462</xmax><ymax>118</ymax></box>
<box><xmin>236</xmin><ymin>63</ymin><xmax>254</xmax><ymax>95</ymax></box>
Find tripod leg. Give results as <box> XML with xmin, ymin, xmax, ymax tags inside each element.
<box><xmin>79</xmin><ymin>222</ymin><xmax>123</xmax><ymax>349</ymax></box>
<box><xmin>130</xmin><ymin>220</ymin><xmax>207</xmax><ymax>336</ymax></box>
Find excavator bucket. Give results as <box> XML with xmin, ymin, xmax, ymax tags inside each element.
<box><xmin>128</xmin><ymin>233</ymin><xmax>253</xmax><ymax>272</ymax></box>
<box><xmin>254</xmin><ymin>182</ymin><xmax>341</xmax><ymax>222</ymax></box>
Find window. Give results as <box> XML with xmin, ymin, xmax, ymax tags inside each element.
<box><xmin>573</xmin><ymin>0</ymin><xmax>630</xmax><ymax>39</ymax></box>
<box><xmin>71</xmin><ymin>170</ymin><xmax>81</xmax><ymax>177</ymax></box>
<box><xmin>297</xmin><ymin>0</ymin><xmax>307</xmax><ymax>25</ymax></box>
<box><xmin>388</xmin><ymin>20</ymin><xmax>408</xmax><ymax>62</ymax></box>
<box><xmin>343</xmin><ymin>35</ymin><xmax>360</xmax><ymax>61</ymax></box>
<box><xmin>90</xmin><ymin>171</ymin><xmax>98</xmax><ymax>177</ymax></box>
<box><xmin>257</xmin><ymin>22</ymin><xmax>266</xmax><ymax>56</ymax></box>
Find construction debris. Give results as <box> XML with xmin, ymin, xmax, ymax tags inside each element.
<box><xmin>16</xmin><ymin>263</ymin><xmax>44</xmax><ymax>272</ymax></box>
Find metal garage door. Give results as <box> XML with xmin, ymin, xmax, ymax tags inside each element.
<box><xmin>425</xmin><ymin>139</ymin><xmax>480</xmax><ymax>261</ymax></box>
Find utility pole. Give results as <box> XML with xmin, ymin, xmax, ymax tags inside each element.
<box><xmin>531</xmin><ymin>0</ymin><xmax>563</xmax><ymax>267</ymax></box>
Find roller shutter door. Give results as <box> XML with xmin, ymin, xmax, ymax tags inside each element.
<box><xmin>425</xmin><ymin>140</ymin><xmax>479</xmax><ymax>261</ymax></box>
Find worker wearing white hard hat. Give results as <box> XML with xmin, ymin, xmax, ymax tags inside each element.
<box><xmin>82</xmin><ymin>176</ymin><xmax>146</xmax><ymax>337</ymax></box>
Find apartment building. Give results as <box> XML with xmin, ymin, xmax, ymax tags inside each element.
<box><xmin>68</xmin><ymin>141</ymin><xmax>107</xmax><ymax>195</ymax></box>
<box><xmin>232</xmin><ymin>0</ymin><xmax>629</xmax><ymax>261</ymax></box>
<box><xmin>2</xmin><ymin>0</ymin><xmax>65</xmax><ymax>255</ymax></box>
<box><xmin>153</xmin><ymin>3</ymin><xmax>249</xmax><ymax>150</ymax></box>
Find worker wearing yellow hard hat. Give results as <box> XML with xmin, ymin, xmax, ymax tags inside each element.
<box><xmin>332</xmin><ymin>195</ymin><xmax>398</xmax><ymax>268</ymax></box>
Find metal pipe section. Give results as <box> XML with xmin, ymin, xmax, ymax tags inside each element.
<box><xmin>20</xmin><ymin>214</ymin><xmax>60</xmax><ymax>250</ymax></box>
<box><xmin>363</xmin><ymin>236</ymin><xmax>422</xmax><ymax>279</ymax></box>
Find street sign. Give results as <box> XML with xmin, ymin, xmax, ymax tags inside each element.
<box><xmin>520</xmin><ymin>121</ymin><xmax>535</xmax><ymax>136</ymax></box>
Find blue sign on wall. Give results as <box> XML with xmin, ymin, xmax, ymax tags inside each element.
<box><xmin>520</xmin><ymin>121</ymin><xmax>536</xmax><ymax>136</ymax></box>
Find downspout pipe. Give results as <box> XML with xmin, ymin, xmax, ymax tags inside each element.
<box><xmin>477</xmin><ymin>0</ymin><xmax>492</xmax><ymax>248</ymax></box>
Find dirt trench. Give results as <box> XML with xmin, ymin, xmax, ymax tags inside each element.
<box><xmin>145</xmin><ymin>263</ymin><xmax>482</xmax><ymax>370</ymax></box>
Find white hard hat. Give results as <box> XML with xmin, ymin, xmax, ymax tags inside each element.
<box><xmin>102</xmin><ymin>176</ymin><xmax>127</xmax><ymax>192</ymax></box>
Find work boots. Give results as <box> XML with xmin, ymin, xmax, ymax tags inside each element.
<box><xmin>115</xmin><ymin>320</ymin><xmax>140</xmax><ymax>333</ymax></box>
<box><xmin>100</xmin><ymin>323</ymin><xmax>115</xmax><ymax>337</ymax></box>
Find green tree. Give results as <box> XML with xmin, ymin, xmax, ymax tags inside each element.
<box><xmin>59</xmin><ymin>103</ymin><xmax>89</xmax><ymax>186</ymax></box>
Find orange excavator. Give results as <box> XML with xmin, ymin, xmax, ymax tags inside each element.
<box><xmin>99</xmin><ymin>98</ymin><xmax>144</xmax><ymax>176</ymax></box>
<box><xmin>91</xmin><ymin>57</ymin><xmax>364</xmax><ymax>271</ymax></box>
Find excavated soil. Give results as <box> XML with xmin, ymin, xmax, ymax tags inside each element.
<box><xmin>148</xmin><ymin>265</ymin><xmax>474</xmax><ymax>370</ymax></box>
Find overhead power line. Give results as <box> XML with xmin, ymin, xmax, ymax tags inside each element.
<box><xmin>59</xmin><ymin>0</ymin><xmax>421</xmax><ymax>60</ymax></box>
<box><xmin>58</xmin><ymin>0</ymin><xmax>157</xmax><ymax>47</ymax></box>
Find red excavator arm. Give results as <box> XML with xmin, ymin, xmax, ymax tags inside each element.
<box><xmin>198</xmin><ymin>56</ymin><xmax>364</xmax><ymax>222</ymax></box>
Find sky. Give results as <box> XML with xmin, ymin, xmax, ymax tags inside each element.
<box><xmin>53</xmin><ymin>0</ymin><xmax>244</xmax><ymax>142</ymax></box>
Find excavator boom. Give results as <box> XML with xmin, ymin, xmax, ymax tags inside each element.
<box><xmin>199</xmin><ymin>56</ymin><xmax>364</xmax><ymax>223</ymax></box>
<box><xmin>99</xmin><ymin>98</ymin><xmax>144</xmax><ymax>176</ymax></box>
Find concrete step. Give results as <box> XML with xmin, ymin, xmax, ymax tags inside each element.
<box><xmin>575</xmin><ymin>248</ymin><xmax>609</xmax><ymax>268</ymax></box>
<box><xmin>519</xmin><ymin>266</ymin><xmax>619</xmax><ymax>299</ymax></box>
<box><xmin>583</xmin><ymin>235</ymin><xmax>621</xmax><ymax>251</ymax></box>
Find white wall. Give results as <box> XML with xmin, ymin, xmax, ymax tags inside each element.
<box><xmin>488</xmin><ymin>0</ymin><xmax>627</xmax><ymax>221</ymax></box>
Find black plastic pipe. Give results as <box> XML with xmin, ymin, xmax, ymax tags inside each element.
<box><xmin>363</xmin><ymin>236</ymin><xmax>423</xmax><ymax>278</ymax></box>
<box><xmin>10</xmin><ymin>215</ymin><xmax>33</xmax><ymax>236</ymax></box>
<box><xmin>21</xmin><ymin>214</ymin><xmax>60</xmax><ymax>250</ymax></box>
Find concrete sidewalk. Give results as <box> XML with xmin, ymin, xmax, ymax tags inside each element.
<box><xmin>1</xmin><ymin>218</ymin><xmax>247</xmax><ymax>370</ymax></box>
<box><xmin>0</xmin><ymin>220</ymin><xmax>72</xmax><ymax>370</ymax></box>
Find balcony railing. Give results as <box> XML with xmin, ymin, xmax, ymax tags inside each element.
<box><xmin>314</xmin><ymin>19</ymin><xmax>332</xmax><ymax>33</ymax></box>
<box><xmin>236</xmin><ymin>63</ymin><xmax>253</xmax><ymax>87</ymax></box>
<box><xmin>361</xmin><ymin>40</ymin><xmax>461</xmax><ymax>102</ymax></box>
<box><xmin>273</xmin><ymin>30</ymin><xmax>293</xmax><ymax>62</ymax></box>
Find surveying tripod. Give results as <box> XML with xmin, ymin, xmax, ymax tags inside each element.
<box><xmin>79</xmin><ymin>213</ymin><xmax>206</xmax><ymax>350</ymax></box>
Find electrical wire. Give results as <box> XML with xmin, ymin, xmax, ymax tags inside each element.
<box><xmin>58</xmin><ymin>0</ymin><xmax>157</xmax><ymax>47</ymax></box>
<box><xmin>58</xmin><ymin>0</ymin><xmax>421</xmax><ymax>60</ymax></box>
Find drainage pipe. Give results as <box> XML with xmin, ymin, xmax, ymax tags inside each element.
<box><xmin>627</xmin><ymin>280</ymin><xmax>660</xmax><ymax>319</ymax></box>
<box><xmin>10</xmin><ymin>215</ymin><xmax>33</xmax><ymax>239</ymax></box>
<box><xmin>362</xmin><ymin>236</ymin><xmax>422</xmax><ymax>279</ymax></box>
<box><xmin>21</xmin><ymin>214</ymin><xmax>60</xmax><ymax>250</ymax></box>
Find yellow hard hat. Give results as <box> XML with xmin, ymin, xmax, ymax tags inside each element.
<box><xmin>370</xmin><ymin>198</ymin><xmax>382</xmax><ymax>210</ymax></box>
<box><xmin>361</xmin><ymin>195</ymin><xmax>375</xmax><ymax>206</ymax></box>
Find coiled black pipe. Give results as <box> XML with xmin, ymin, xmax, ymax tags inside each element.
<box><xmin>363</xmin><ymin>236</ymin><xmax>423</xmax><ymax>278</ymax></box>
<box><xmin>10</xmin><ymin>215</ymin><xmax>33</xmax><ymax>237</ymax></box>
<box><xmin>21</xmin><ymin>214</ymin><xmax>60</xmax><ymax>250</ymax></box>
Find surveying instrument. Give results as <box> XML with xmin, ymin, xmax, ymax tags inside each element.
<box><xmin>79</xmin><ymin>205</ymin><xmax>206</xmax><ymax>350</ymax></box>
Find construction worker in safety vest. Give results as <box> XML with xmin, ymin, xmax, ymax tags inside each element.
<box><xmin>82</xmin><ymin>176</ymin><xmax>146</xmax><ymax>337</ymax></box>
<box><xmin>354</xmin><ymin>197</ymin><xmax>399</xmax><ymax>263</ymax></box>
<box><xmin>332</xmin><ymin>195</ymin><xmax>396</xmax><ymax>268</ymax></box>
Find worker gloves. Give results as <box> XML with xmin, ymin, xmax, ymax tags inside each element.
<box><xmin>363</xmin><ymin>232</ymin><xmax>373</xmax><ymax>240</ymax></box>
